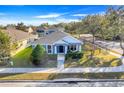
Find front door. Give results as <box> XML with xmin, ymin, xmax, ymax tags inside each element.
<box><xmin>57</xmin><ymin>45</ymin><xmax>65</xmax><ymax>53</ymax></box>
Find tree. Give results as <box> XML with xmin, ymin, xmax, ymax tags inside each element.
<box><xmin>83</xmin><ymin>15</ymin><xmax>101</xmax><ymax>59</ymax></box>
<box><xmin>6</xmin><ymin>24</ymin><xmax>16</xmax><ymax>28</ymax></box>
<box><xmin>105</xmin><ymin>6</ymin><xmax>119</xmax><ymax>40</ymax></box>
<box><xmin>119</xmin><ymin>32</ymin><xmax>124</xmax><ymax>56</ymax></box>
<box><xmin>117</xmin><ymin>6</ymin><xmax>124</xmax><ymax>56</ymax></box>
<box><xmin>16</xmin><ymin>22</ymin><xmax>27</xmax><ymax>32</ymax></box>
<box><xmin>0</xmin><ymin>30</ymin><xmax>10</xmax><ymax>65</ymax></box>
<box><xmin>0</xmin><ymin>25</ymin><xmax>5</xmax><ymax>30</ymax></box>
<box><xmin>31</xmin><ymin>44</ymin><xmax>46</xmax><ymax>66</ymax></box>
<box><xmin>39</xmin><ymin>23</ymin><xmax>49</xmax><ymax>28</ymax></box>
<box><xmin>106</xmin><ymin>6</ymin><xmax>124</xmax><ymax>56</ymax></box>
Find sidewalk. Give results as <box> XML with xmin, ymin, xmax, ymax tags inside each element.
<box><xmin>0</xmin><ymin>65</ymin><xmax>124</xmax><ymax>73</ymax></box>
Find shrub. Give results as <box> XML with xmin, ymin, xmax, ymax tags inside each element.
<box><xmin>66</xmin><ymin>51</ymin><xmax>83</xmax><ymax>60</ymax></box>
<box><xmin>110</xmin><ymin>60</ymin><xmax>122</xmax><ymax>67</ymax></box>
<box><xmin>31</xmin><ymin>44</ymin><xmax>45</xmax><ymax>66</ymax></box>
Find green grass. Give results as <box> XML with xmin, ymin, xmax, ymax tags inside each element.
<box><xmin>1</xmin><ymin>72</ymin><xmax>124</xmax><ymax>80</ymax></box>
<box><xmin>9</xmin><ymin>46</ymin><xmax>57</xmax><ymax>68</ymax></box>
<box><xmin>11</xmin><ymin>46</ymin><xmax>34</xmax><ymax>67</ymax></box>
<box><xmin>65</xmin><ymin>43</ymin><xmax>122</xmax><ymax>68</ymax></box>
<box><xmin>0</xmin><ymin>73</ymin><xmax>51</xmax><ymax>80</ymax></box>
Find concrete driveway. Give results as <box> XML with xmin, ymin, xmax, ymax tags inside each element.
<box><xmin>95</xmin><ymin>40</ymin><xmax>123</xmax><ymax>54</ymax></box>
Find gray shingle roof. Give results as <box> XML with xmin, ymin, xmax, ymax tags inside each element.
<box><xmin>3</xmin><ymin>28</ymin><xmax>36</xmax><ymax>42</ymax></box>
<box><xmin>33</xmin><ymin>31</ymin><xmax>69</xmax><ymax>45</ymax></box>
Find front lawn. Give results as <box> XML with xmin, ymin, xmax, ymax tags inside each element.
<box><xmin>65</xmin><ymin>42</ymin><xmax>122</xmax><ymax>68</ymax></box>
<box><xmin>12</xmin><ymin>46</ymin><xmax>33</xmax><ymax>67</ymax></box>
<box><xmin>1</xmin><ymin>72</ymin><xmax>124</xmax><ymax>80</ymax></box>
<box><xmin>0</xmin><ymin>73</ymin><xmax>51</xmax><ymax>80</ymax></box>
<box><xmin>9</xmin><ymin>46</ymin><xmax>57</xmax><ymax>68</ymax></box>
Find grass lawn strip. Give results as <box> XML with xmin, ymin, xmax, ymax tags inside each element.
<box><xmin>1</xmin><ymin>72</ymin><xmax>124</xmax><ymax>80</ymax></box>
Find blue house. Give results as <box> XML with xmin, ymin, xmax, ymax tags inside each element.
<box><xmin>32</xmin><ymin>30</ymin><xmax>83</xmax><ymax>54</ymax></box>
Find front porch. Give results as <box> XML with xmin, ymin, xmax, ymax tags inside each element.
<box><xmin>45</xmin><ymin>44</ymin><xmax>82</xmax><ymax>54</ymax></box>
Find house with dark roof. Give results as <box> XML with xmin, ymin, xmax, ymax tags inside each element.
<box><xmin>36</xmin><ymin>27</ymin><xmax>63</xmax><ymax>37</ymax></box>
<box><xmin>32</xmin><ymin>31</ymin><xmax>83</xmax><ymax>54</ymax></box>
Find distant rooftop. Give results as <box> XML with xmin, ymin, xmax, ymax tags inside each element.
<box><xmin>3</xmin><ymin>27</ymin><xmax>36</xmax><ymax>42</ymax></box>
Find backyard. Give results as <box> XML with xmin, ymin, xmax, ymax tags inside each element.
<box><xmin>65</xmin><ymin>42</ymin><xmax>122</xmax><ymax>68</ymax></box>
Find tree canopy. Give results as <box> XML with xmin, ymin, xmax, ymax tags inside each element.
<box><xmin>16</xmin><ymin>22</ymin><xmax>27</xmax><ymax>32</ymax></box>
<box><xmin>54</xmin><ymin>6</ymin><xmax>124</xmax><ymax>41</ymax></box>
<box><xmin>0</xmin><ymin>30</ymin><xmax>11</xmax><ymax>64</ymax></box>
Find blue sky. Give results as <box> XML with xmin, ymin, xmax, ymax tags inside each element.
<box><xmin>0</xmin><ymin>5</ymin><xmax>109</xmax><ymax>26</ymax></box>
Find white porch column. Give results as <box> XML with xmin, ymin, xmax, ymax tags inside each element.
<box><xmin>65</xmin><ymin>45</ymin><xmax>68</xmax><ymax>54</ymax></box>
<box><xmin>79</xmin><ymin>45</ymin><xmax>82</xmax><ymax>52</ymax></box>
<box><xmin>46</xmin><ymin>45</ymin><xmax>48</xmax><ymax>53</ymax></box>
<box><xmin>55</xmin><ymin>46</ymin><xmax>57</xmax><ymax>54</ymax></box>
<box><xmin>76</xmin><ymin>44</ymin><xmax>79</xmax><ymax>51</ymax></box>
<box><xmin>51</xmin><ymin>45</ymin><xmax>53</xmax><ymax>54</ymax></box>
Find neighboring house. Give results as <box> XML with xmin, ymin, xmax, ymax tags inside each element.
<box><xmin>36</xmin><ymin>27</ymin><xmax>47</xmax><ymax>37</ymax></box>
<box><xmin>3</xmin><ymin>27</ymin><xmax>38</xmax><ymax>56</ymax></box>
<box><xmin>36</xmin><ymin>27</ymin><xmax>60</xmax><ymax>37</ymax></box>
<box><xmin>32</xmin><ymin>31</ymin><xmax>83</xmax><ymax>54</ymax></box>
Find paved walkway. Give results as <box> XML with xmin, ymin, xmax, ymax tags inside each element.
<box><xmin>57</xmin><ymin>54</ymin><xmax>65</xmax><ymax>69</ymax></box>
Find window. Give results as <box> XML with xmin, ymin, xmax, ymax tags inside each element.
<box><xmin>69</xmin><ymin>45</ymin><xmax>77</xmax><ymax>51</ymax></box>
<box><xmin>48</xmin><ymin>45</ymin><xmax>52</xmax><ymax>53</ymax></box>
<box><xmin>49</xmin><ymin>30</ymin><xmax>54</xmax><ymax>34</ymax></box>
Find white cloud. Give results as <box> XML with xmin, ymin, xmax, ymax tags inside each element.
<box><xmin>72</xmin><ymin>11</ymin><xmax>105</xmax><ymax>17</ymax></box>
<box><xmin>91</xmin><ymin>11</ymin><xmax>105</xmax><ymax>16</ymax></box>
<box><xmin>34</xmin><ymin>13</ymin><xmax>61</xmax><ymax>19</ymax></box>
<box><xmin>56</xmin><ymin>18</ymin><xmax>79</xmax><ymax>23</ymax></box>
<box><xmin>72</xmin><ymin>14</ymin><xmax>88</xmax><ymax>17</ymax></box>
<box><xmin>0</xmin><ymin>13</ymin><xmax>6</xmax><ymax>16</ymax></box>
<box><xmin>0</xmin><ymin>16</ymin><xmax>80</xmax><ymax>26</ymax></box>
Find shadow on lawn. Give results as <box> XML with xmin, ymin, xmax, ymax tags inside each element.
<box><xmin>48</xmin><ymin>72</ymin><xmax>124</xmax><ymax>80</ymax></box>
